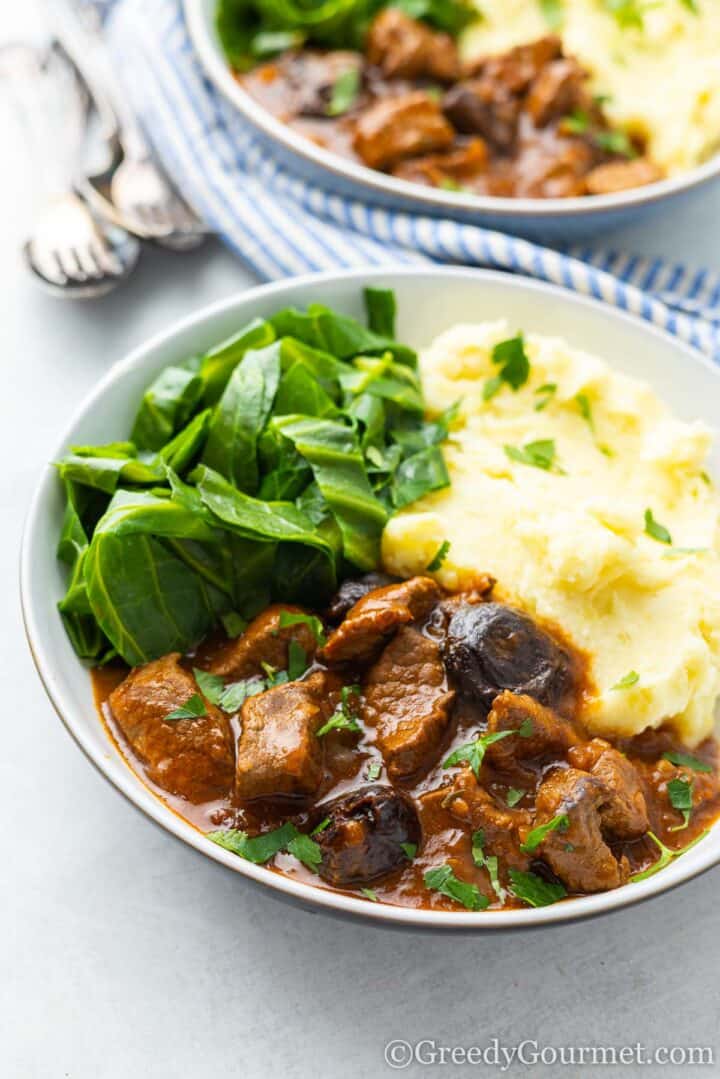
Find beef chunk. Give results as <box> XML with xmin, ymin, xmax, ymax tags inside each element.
<box><xmin>467</xmin><ymin>35</ymin><xmax>563</xmax><ymax>89</ymax></box>
<box><xmin>569</xmin><ymin>738</ymin><xmax>648</xmax><ymax>839</ymax></box>
<box><xmin>109</xmin><ymin>654</ymin><xmax>234</xmax><ymax>803</ymax></box>
<box><xmin>443</xmin><ymin>79</ymin><xmax>521</xmax><ymax>151</ymax></box>
<box><xmin>363</xmin><ymin>626</ymin><xmax>455</xmax><ymax>780</ymax></box>
<box><xmin>321</xmin><ymin>575</ymin><xmax>441</xmax><ymax>664</ymax></box>
<box><xmin>441</xmin><ymin>768</ymin><xmax>532</xmax><ymax>871</ymax></box>
<box><xmin>366</xmin><ymin>9</ymin><xmax>460</xmax><ymax>82</ymax></box>
<box><xmin>353</xmin><ymin>92</ymin><xmax>454</xmax><ymax>170</ymax></box>
<box><xmin>532</xmin><ymin>768</ymin><xmax>629</xmax><ymax>892</ymax></box>
<box><xmin>234</xmin><ymin>671</ymin><xmax>338</xmax><ymax>801</ymax></box>
<box><xmin>282</xmin><ymin>50</ymin><xmax>365</xmax><ymax>117</ymax></box>
<box><xmin>314</xmin><ymin>784</ymin><xmax>421</xmax><ymax>885</ymax></box>
<box><xmin>207</xmin><ymin>604</ymin><xmax>318</xmax><ymax>680</ymax></box>
<box><xmin>391</xmin><ymin>138</ymin><xmax>488</xmax><ymax>186</ymax></box>
<box><xmin>515</xmin><ymin>137</ymin><xmax>595</xmax><ymax>198</ymax></box>
<box><xmin>326</xmin><ymin>572</ymin><xmax>399</xmax><ymax>623</ymax></box>
<box><xmin>443</xmin><ymin>602</ymin><xmax>574</xmax><ymax>711</ymax></box>
<box><xmin>585</xmin><ymin>158</ymin><xmax>662</xmax><ymax>195</ymax></box>
<box><xmin>485</xmin><ymin>691</ymin><xmax>578</xmax><ymax>772</ymax></box>
<box><xmin>525</xmin><ymin>58</ymin><xmax>587</xmax><ymax>126</ymax></box>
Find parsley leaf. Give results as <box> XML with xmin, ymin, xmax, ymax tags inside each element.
<box><xmin>644</xmin><ymin>508</ymin><xmax>672</xmax><ymax>544</ymax></box>
<box><xmin>508</xmin><ymin>868</ymin><xmax>567</xmax><ymax>908</ymax></box>
<box><xmin>278</xmin><ymin>609</ymin><xmax>327</xmax><ymax>645</ymax></box>
<box><xmin>563</xmin><ymin>109</ymin><xmax>590</xmax><ymax>134</ymax></box>
<box><xmin>471</xmin><ymin>830</ymin><xmax>505</xmax><ymax>902</ymax></box>
<box><xmin>595</xmin><ymin>128</ymin><xmax>637</xmax><ymax>158</ymax></box>
<box><xmin>424</xmin><ymin>865</ymin><xmax>489</xmax><ymax>911</ymax></box>
<box><xmin>165</xmin><ymin>694</ymin><xmax>208</xmax><ymax>721</ymax></box>
<box><xmin>506</xmin><ymin>788</ymin><xmax>524</xmax><ymax>808</ymax></box>
<box><xmin>311</xmin><ymin>817</ymin><xmax>330</xmax><ymax>835</ymax></box>
<box><xmin>192</xmin><ymin>668</ymin><xmax>225</xmax><ymax>707</ymax></box>
<box><xmin>326</xmin><ymin>67</ymin><xmax>360</xmax><ymax>116</ymax></box>
<box><xmin>484</xmin><ymin>334</ymin><xmax>530</xmax><ymax>400</ymax></box>
<box><xmin>365</xmin><ymin>760</ymin><xmax>382</xmax><ymax>781</ymax></box>
<box><xmin>208</xmin><ymin>822</ymin><xmax>322</xmax><ymax>870</ymax></box>
<box><xmin>426</xmin><ymin>540</ymin><xmax>451</xmax><ymax>572</ymax></box>
<box><xmin>443</xmin><ymin>720</ymin><xmax>533</xmax><ymax>779</ymax></box>
<box><xmin>662</xmin><ymin>751</ymin><xmax>712</xmax><ymax>774</ymax></box>
<box><xmin>534</xmin><ymin>382</ymin><xmax>557</xmax><ymax>411</ymax></box>
<box><xmin>287</xmin><ymin>638</ymin><xmax>308</xmax><ymax>680</ymax></box>
<box><xmin>575</xmin><ymin>393</ymin><xmax>595</xmax><ymax>431</ymax></box>
<box><xmin>667</xmin><ymin>777</ymin><xmax>693</xmax><ymax>831</ymax></box>
<box><xmin>287</xmin><ymin>832</ymin><xmax>323</xmax><ymax>870</ymax></box>
<box><xmin>218</xmin><ymin>677</ymin><xmax>265</xmax><ymax>712</ymax></box>
<box><xmin>602</xmin><ymin>0</ymin><xmax>646</xmax><ymax>30</ymax></box>
<box><xmin>401</xmin><ymin>842</ymin><xmax>417</xmax><ymax>861</ymax></box>
<box><xmin>361</xmin><ymin>887</ymin><xmax>379</xmax><ymax>901</ymax></box>
<box><xmin>504</xmin><ymin>439</ymin><xmax>561</xmax><ymax>473</ymax></box>
<box><xmin>221</xmin><ymin>611</ymin><xmax>248</xmax><ymax>638</ymax></box>
<box><xmin>538</xmin><ymin>0</ymin><xmax>565</xmax><ymax>29</ymax></box>
<box><xmin>610</xmin><ymin>670</ymin><xmax>639</xmax><ymax>691</ymax></box>
<box><xmin>520</xmin><ymin>814</ymin><xmax>570</xmax><ymax>853</ymax></box>
<box><xmin>317</xmin><ymin>684</ymin><xmax>362</xmax><ymax>737</ymax></box>
<box><xmin>630</xmin><ymin>829</ymin><xmax>709</xmax><ymax>882</ymax></box>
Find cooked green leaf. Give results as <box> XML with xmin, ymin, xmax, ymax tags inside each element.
<box><xmin>506</xmin><ymin>788</ymin><xmax>524</xmax><ymax>808</ymax></box>
<box><xmin>630</xmin><ymin>829</ymin><xmax>709</xmax><ymax>882</ymax></box>
<box><xmin>193</xmin><ymin>668</ymin><xmax>225</xmax><ymax>706</ymax></box>
<box><xmin>508</xmin><ymin>868</ymin><xmax>567</xmax><ymax>907</ymax></box>
<box><xmin>426</xmin><ymin>540</ymin><xmax>450</xmax><ymax>572</ymax></box>
<box><xmin>278</xmin><ymin>609</ymin><xmax>327</xmax><ymax>644</ymax></box>
<box><xmin>401</xmin><ymin>842</ymin><xmax>417</xmax><ymax>861</ymax></box>
<box><xmin>443</xmin><ymin>721</ymin><xmax>532</xmax><ymax>779</ymax></box>
<box><xmin>661</xmin><ymin>750</ymin><xmax>712</xmax><ymax>774</ymax></box>
<box><xmin>364</xmin><ymin>287</ymin><xmax>396</xmax><ymax>337</ymax></box>
<box><xmin>534</xmin><ymin>382</ymin><xmax>557</xmax><ymax>411</ymax></box>
<box><xmin>504</xmin><ymin>439</ymin><xmax>560</xmax><ymax>473</ymax></box>
<box><xmin>538</xmin><ymin>0</ymin><xmax>564</xmax><ymax>29</ymax></box>
<box><xmin>131</xmin><ymin>362</ymin><xmax>203</xmax><ymax>451</ymax></box>
<box><xmin>361</xmin><ymin>887</ymin><xmax>379</xmax><ymax>901</ymax></box>
<box><xmin>520</xmin><ymin>814</ymin><xmax>570</xmax><ymax>853</ymax></box>
<box><xmin>487</xmin><ymin>333</ymin><xmax>530</xmax><ymax>397</ymax></box>
<box><xmin>667</xmin><ymin>777</ymin><xmax>693</xmax><ymax>831</ymax></box>
<box><xmin>391</xmin><ymin>445</ymin><xmax>450</xmax><ymax>508</ymax></box>
<box><xmin>611</xmin><ymin>670</ymin><xmax>639</xmax><ymax>690</ymax></box>
<box><xmin>644</xmin><ymin>508</ymin><xmax>672</xmax><ymax>544</ymax></box>
<box><xmin>208</xmin><ymin>821</ymin><xmax>298</xmax><ymax>863</ymax></box>
<box><xmin>286</xmin><ymin>832</ymin><xmax>323</xmax><ymax>869</ymax></box>
<box><xmin>424</xmin><ymin>865</ymin><xmax>489</xmax><ymax>911</ymax></box>
<box><xmin>218</xmin><ymin>677</ymin><xmax>265</xmax><ymax>713</ymax></box>
<box><xmin>165</xmin><ymin>694</ymin><xmax>208</xmax><ymax>721</ymax></box>
<box><xmin>317</xmin><ymin>684</ymin><xmax>362</xmax><ymax>737</ymax></box>
<box><xmin>327</xmin><ymin>67</ymin><xmax>360</xmax><ymax>115</ymax></box>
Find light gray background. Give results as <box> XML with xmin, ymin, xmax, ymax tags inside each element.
<box><xmin>3</xmin><ymin>6</ymin><xmax>720</xmax><ymax>1077</ymax></box>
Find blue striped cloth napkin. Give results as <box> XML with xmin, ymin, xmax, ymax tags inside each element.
<box><xmin>101</xmin><ymin>0</ymin><xmax>720</xmax><ymax>357</ymax></box>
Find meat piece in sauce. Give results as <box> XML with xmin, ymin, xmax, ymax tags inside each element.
<box><xmin>325</xmin><ymin>571</ymin><xmax>399</xmax><ymax>623</ymax></box>
<box><xmin>440</xmin><ymin>768</ymin><xmax>532</xmax><ymax>871</ymax></box>
<box><xmin>352</xmin><ymin>92</ymin><xmax>454</xmax><ymax>170</ymax></box>
<box><xmin>391</xmin><ymin>138</ymin><xmax>488</xmax><ymax>187</ymax></box>
<box><xmin>585</xmin><ymin>158</ymin><xmax>662</xmax><ymax>195</ymax></box>
<box><xmin>443</xmin><ymin>602</ymin><xmax>574</xmax><ymax>712</ymax></box>
<box><xmin>485</xmin><ymin>690</ymin><xmax>579</xmax><ymax>773</ymax></box>
<box><xmin>109</xmin><ymin>654</ymin><xmax>234</xmax><ymax>803</ymax></box>
<box><xmin>525</xmin><ymin>57</ymin><xmax>587</xmax><ymax>126</ymax></box>
<box><xmin>321</xmin><ymin>575</ymin><xmax>441</xmax><ymax>665</ymax></box>
<box><xmin>443</xmin><ymin>79</ymin><xmax>521</xmax><ymax>151</ymax></box>
<box><xmin>283</xmin><ymin>50</ymin><xmax>365</xmax><ymax>118</ymax></box>
<box><xmin>363</xmin><ymin>626</ymin><xmax>455</xmax><ymax>780</ymax></box>
<box><xmin>569</xmin><ymin>738</ymin><xmax>648</xmax><ymax>839</ymax></box>
<box><xmin>314</xmin><ymin>784</ymin><xmax>421</xmax><ymax>886</ymax></box>
<box><xmin>205</xmin><ymin>603</ymin><xmax>318</xmax><ymax>680</ymax></box>
<box><xmin>366</xmin><ymin>9</ymin><xmax>461</xmax><ymax>82</ymax></box>
<box><xmin>514</xmin><ymin>138</ymin><xmax>595</xmax><ymax>199</ymax></box>
<box><xmin>466</xmin><ymin>35</ymin><xmax>563</xmax><ymax>88</ymax></box>
<box><xmin>235</xmin><ymin>671</ymin><xmax>339</xmax><ymax>801</ymax></box>
<box><xmin>532</xmin><ymin>768</ymin><xmax>629</xmax><ymax>892</ymax></box>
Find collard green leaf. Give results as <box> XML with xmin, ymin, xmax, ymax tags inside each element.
<box><xmin>202</xmin><ymin>343</ymin><xmax>282</xmax><ymax>493</ymax></box>
<box><xmin>391</xmin><ymin>445</ymin><xmax>450</xmax><ymax>508</ymax></box>
<box><xmin>363</xmin><ymin>287</ymin><xmax>396</xmax><ymax>337</ymax></box>
<box><xmin>273</xmin><ymin>415</ymin><xmax>387</xmax><ymax>569</ymax></box>
<box><xmin>273</xmin><ymin>361</ymin><xmax>339</xmax><ymax>419</ymax></box>
<box><xmin>157</xmin><ymin>409</ymin><xmax>212</xmax><ymax>475</ymax></box>
<box><xmin>131</xmin><ymin>361</ymin><xmax>203</xmax><ymax>452</ymax></box>
<box><xmin>199</xmin><ymin>317</ymin><xmax>276</xmax><ymax>404</ymax></box>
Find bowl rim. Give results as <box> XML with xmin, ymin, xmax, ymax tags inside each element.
<box><xmin>20</xmin><ymin>265</ymin><xmax>720</xmax><ymax>930</ymax></box>
<box><xmin>183</xmin><ymin>0</ymin><xmax>720</xmax><ymax>221</ymax></box>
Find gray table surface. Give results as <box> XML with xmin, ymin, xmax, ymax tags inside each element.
<box><xmin>3</xmin><ymin>10</ymin><xmax>720</xmax><ymax>1076</ymax></box>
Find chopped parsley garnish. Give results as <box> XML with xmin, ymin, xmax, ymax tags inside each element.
<box><xmin>217</xmin><ymin>677</ymin><xmax>265</xmax><ymax>713</ymax></box>
<box><xmin>208</xmin><ymin>822</ymin><xmax>322</xmax><ymax>869</ymax></box>
<box><xmin>439</xmin><ymin>177</ymin><xmax>468</xmax><ymax>193</ymax></box>
<box><xmin>508</xmin><ymin>868</ymin><xmax>567</xmax><ymax>908</ymax></box>
<box><xmin>326</xmin><ymin>67</ymin><xmax>360</xmax><ymax>116</ymax></box>
<box><xmin>575</xmin><ymin>393</ymin><xmax>595</xmax><ymax>431</ymax></box>
<box><xmin>506</xmin><ymin>788</ymin><xmax>524</xmax><ymax>808</ymax></box>
<box><xmin>520</xmin><ymin>814</ymin><xmax>570</xmax><ymax>854</ymax></box>
<box><xmin>644</xmin><ymin>508</ymin><xmax>672</xmax><ymax>545</ymax></box>
<box><xmin>667</xmin><ymin>777</ymin><xmax>693</xmax><ymax>831</ymax></box>
<box><xmin>287</xmin><ymin>639</ymin><xmax>309</xmax><ymax>680</ymax></box>
<box><xmin>563</xmin><ymin>109</ymin><xmax>590</xmax><ymax>134</ymax></box>
<box><xmin>361</xmin><ymin>887</ymin><xmax>379</xmax><ymax>901</ymax></box>
<box><xmin>471</xmin><ymin>830</ymin><xmax>505</xmax><ymax>902</ymax></box>
<box><xmin>366</xmin><ymin>760</ymin><xmax>382</xmax><ymax>781</ymax></box>
<box><xmin>595</xmin><ymin>129</ymin><xmax>637</xmax><ymax>158</ymax></box>
<box><xmin>443</xmin><ymin>720</ymin><xmax>533</xmax><ymax>779</ymax></box>
<box><xmin>538</xmin><ymin>0</ymin><xmax>565</xmax><ymax>29</ymax></box>
<box><xmin>278</xmin><ymin>609</ymin><xmax>327</xmax><ymax>645</ymax></box>
<box><xmin>610</xmin><ymin>670</ymin><xmax>639</xmax><ymax>691</ymax></box>
<box><xmin>484</xmin><ymin>334</ymin><xmax>531</xmax><ymax>400</ymax></box>
<box><xmin>662</xmin><ymin>751</ymin><xmax>712</xmax><ymax>774</ymax></box>
<box><xmin>311</xmin><ymin>817</ymin><xmax>331</xmax><ymax>835</ymax></box>
<box><xmin>534</xmin><ymin>382</ymin><xmax>557</xmax><ymax>411</ymax></box>
<box><xmin>401</xmin><ymin>842</ymin><xmax>417</xmax><ymax>861</ymax></box>
<box><xmin>165</xmin><ymin>694</ymin><xmax>208</xmax><ymax>721</ymax></box>
<box><xmin>630</xmin><ymin>829</ymin><xmax>709</xmax><ymax>882</ymax></box>
<box><xmin>221</xmin><ymin>611</ymin><xmax>248</xmax><ymax>638</ymax></box>
<box><xmin>316</xmin><ymin>684</ymin><xmax>362</xmax><ymax>737</ymax></box>
<box><xmin>504</xmin><ymin>439</ymin><xmax>561</xmax><ymax>473</ymax></box>
<box><xmin>602</xmin><ymin>0</ymin><xmax>646</xmax><ymax>30</ymax></box>
<box><xmin>426</xmin><ymin>540</ymin><xmax>451</xmax><ymax>572</ymax></box>
<box><xmin>424</xmin><ymin>865</ymin><xmax>489</xmax><ymax>911</ymax></box>
<box><xmin>193</xmin><ymin>668</ymin><xmax>225</xmax><ymax>706</ymax></box>
<box><xmin>680</xmin><ymin>0</ymin><xmax>699</xmax><ymax>12</ymax></box>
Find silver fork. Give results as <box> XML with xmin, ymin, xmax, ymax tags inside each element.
<box><xmin>2</xmin><ymin>42</ymin><xmax>139</xmax><ymax>297</ymax></box>
<box><xmin>53</xmin><ymin>3</ymin><xmax>207</xmax><ymax>249</ymax></box>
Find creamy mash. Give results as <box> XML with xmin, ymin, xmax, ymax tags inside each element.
<box><xmin>382</xmin><ymin>322</ymin><xmax>720</xmax><ymax>745</ymax></box>
<box><xmin>462</xmin><ymin>0</ymin><xmax>720</xmax><ymax>175</ymax></box>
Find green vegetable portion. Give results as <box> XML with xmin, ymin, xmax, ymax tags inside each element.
<box><xmin>644</xmin><ymin>508</ymin><xmax>672</xmax><ymax>545</ymax></box>
<box><xmin>424</xmin><ymin>864</ymin><xmax>489</xmax><ymax>911</ymax></box>
<box><xmin>661</xmin><ymin>751</ymin><xmax>712</xmax><ymax>774</ymax></box>
<box><xmin>208</xmin><ymin>821</ymin><xmax>322</xmax><ymax>869</ymax></box>
<box><xmin>520</xmin><ymin>814</ymin><xmax>570</xmax><ymax>854</ymax></box>
<box><xmin>667</xmin><ymin>777</ymin><xmax>693</xmax><ymax>831</ymax></box>
<box><xmin>55</xmin><ymin>291</ymin><xmax>453</xmax><ymax>666</ymax></box>
<box><xmin>443</xmin><ymin>720</ymin><xmax>533</xmax><ymax>779</ymax></box>
<box><xmin>508</xmin><ymin>868</ymin><xmax>567</xmax><ymax>908</ymax></box>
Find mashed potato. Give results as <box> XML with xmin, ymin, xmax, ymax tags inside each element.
<box><xmin>462</xmin><ymin>0</ymin><xmax>720</xmax><ymax>175</ymax></box>
<box><xmin>382</xmin><ymin>322</ymin><xmax>720</xmax><ymax>745</ymax></box>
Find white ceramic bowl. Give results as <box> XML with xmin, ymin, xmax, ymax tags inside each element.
<box><xmin>185</xmin><ymin>0</ymin><xmax>720</xmax><ymax>242</ymax></box>
<box><xmin>21</xmin><ymin>267</ymin><xmax>720</xmax><ymax>929</ymax></box>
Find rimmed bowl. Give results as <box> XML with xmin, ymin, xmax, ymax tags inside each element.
<box><xmin>184</xmin><ymin>0</ymin><xmax>720</xmax><ymax>242</ymax></box>
<box><xmin>21</xmin><ymin>267</ymin><xmax>720</xmax><ymax>929</ymax></box>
